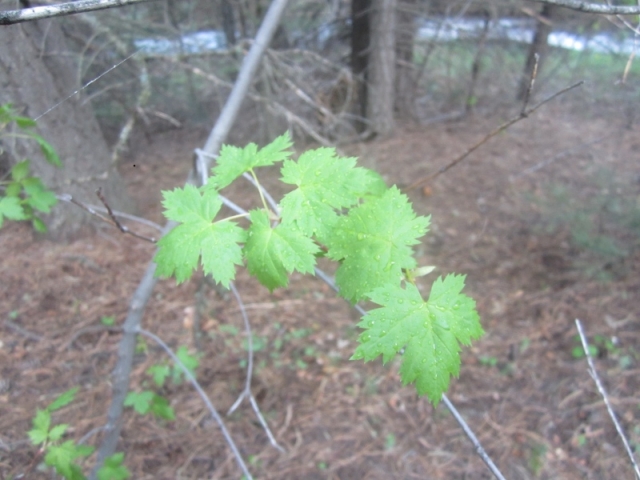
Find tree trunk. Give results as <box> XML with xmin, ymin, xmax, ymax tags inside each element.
<box><xmin>394</xmin><ymin>0</ymin><xmax>417</xmax><ymax>119</ymax></box>
<box><xmin>517</xmin><ymin>5</ymin><xmax>555</xmax><ymax>101</ymax></box>
<box><xmin>0</xmin><ymin>17</ymin><xmax>133</xmax><ymax>240</ymax></box>
<box><xmin>351</xmin><ymin>0</ymin><xmax>371</xmax><ymax>132</ymax></box>
<box><xmin>367</xmin><ymin>0</ymin><xmax>396</xmax><ymax>136</ymax></box>
<box><xmin>220</xmin><ymin>0</ymin><xmax>237</xmax><ymax>46</ymax></box>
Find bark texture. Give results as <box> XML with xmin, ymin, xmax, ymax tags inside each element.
<box><xmin>517</xmin><ymin>5</ymin><xmax>555</xmax><ymax>101</ymax></box>
<box><xmin>394</xmin><ymin>0</ymin><xmax>417</xmax><ymax>118</ymax></box>
<box><xmin>367</xmin><ymin>0</ymin><xmax>396</xmax><ymax>136</ymax></box>
<box><xmin>0</xmin><ymin>16</ymin><xmax>133</xmax><ymax>240</ymax></box>
<box><xmin>351</xmin><ymin>0</ymin><xmax>371</xmax><ymax>129</ymax></box>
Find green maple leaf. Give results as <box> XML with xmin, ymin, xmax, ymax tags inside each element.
<box><xmin>244</xmin><ymin>209</ymin><xmax>319</xmax><ymax>290</ymax></box>
<box><xmin>98</xmin><ymin>453</ymin><xmax>130</xmax><ymax>480</ymax></box>
<box><xmin>212</xmin><ymin>132</ymin><xmax>293</xmax><ymax>189</ymax></box>
<box><xmin>47</xmin><ymin>387</ymin><xmax>79</xmax><ymax>412</ymax></box>
<box><xmin>352</xmin><ymin>276</ymin><xmax>483</xmax><ymax>405</ymax></box>
<box><xmin>172</xmin><ymin>345</ymin><xmax>200</xmax><ymax>384</ymax></box>
<box><xmin>28</xmin><ymin>409</ymin><xmax>51</xmax><ymax>445</ymax></box>
<box><xmin>124</xmin><ymin>391</ymin><xmax>155</xmax><ymax>415</ymax></box>
<box><xmin>280</xmin><ymin>147</ymin><xmax>387</xmax><ymax>242</ymax></box>
<box><xmin>45</xmin><ymin>440</ymin><xmax>92</xmax><ymax>479</ymax></box>
<box><xmin>11</xmin><ymin>160</ymin><xmax>30</xmax><ymax>181</ymax></box>
<box><xmin>325</xmin><ymin>186</ymin><xmax>430</xmax><ymax>303</ymax></box>
<box><xmin>149</xmin><ymin>394</ymin><xmax>175</xmax><ymax>420</ymax></box>
<box><xmin>0</xmin><ymin>196</ymin><xmax>26</xmax><ymax>226</ymax></box>
<box><xmin>147</xmin><ymin>364</ymin><xmax>171</xmax><ymax>387</ymax></box>
<box><xmin>22</xmin><ymin>177</ymin><xmax>57</xmax><ymax>213</ymax></box>
<box><xmin>155</xmin><ymin>184</ymin><xmax>246</xmax><ymax>286</ymax></box>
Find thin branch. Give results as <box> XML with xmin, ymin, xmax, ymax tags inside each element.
<box><xmin>56</xmin><ymin>194</ymin><xmax>163</xmax><ymax>232</ymax></box>
<box><xmin>0</xmin><ymin>0</ymin><xmax>160</xmax><ymax>26</ymax></box>
<box><xmin>520</xmin><ymin>53</ymin><xmax>540</xmax><ymax>116</ymax></box>
<box><xmin>441</xmin><ymin>395</ymin><xmax>507</xmax><ymax>480</ymax></box>
<box><xmin>532</xmin><ymin>0</ymin><xmax>640</xmax><ymax>15</ymax></box>
<box><xmin>405</xmin><ymin>81</ymin><xmax>584</xmax><ymax>192</ymax></box>
<box><xmin>95</xmin><ymin>188</ymin><xmax>157</xmax><ymax>242</ymax></box>
<box><xmin>57</xmin><ymin>192</ymin><xmax>157</xmax><ymax>242</ymax></box>
<box><xmin>171</xmin><ymin>59</ymin><xmax>335</xmax><ymax>147</ymax></box>
<box><xmin>136</xmin><ymin>328</ymin><xmax>253</xmax><ymax>480</ymax></box>
<box><xmin>226</xmin><ymin>283</ymin><xmax>285</xmax><ymax>452</ymax></box>
<box><xmin>575</xmin><ymin>319</ymin><xmax>640</xmax><ymax>480</ymax></box>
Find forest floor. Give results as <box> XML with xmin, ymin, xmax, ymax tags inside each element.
<box><xmin>1</xmin><ymin>101</ymin><xmax>639</xmax><ymax>479</ymax></box>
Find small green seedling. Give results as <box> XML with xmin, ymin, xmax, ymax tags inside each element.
<box><xmin>126</xmin><ymin>345</ymin><xmax>201</xmax><ymax>421</ymax></box>
<box><xmin>0</xmin><ymin>104</ymin><xmax>60</xmax><ymax>232</ymax></box>
<box><xmin>100</xmin><ymin>315</ymin><xmax>116</xmax><ymax>326</ymax></box>
<box><xmin>28</xmin><ymin>387</ymin><xmax>130</xmax><ymax>479</ymax></box>
<box><xmin>124</xmin><ymin>391</ymin><xmax>175</xmax><ymax>420</ymax></box>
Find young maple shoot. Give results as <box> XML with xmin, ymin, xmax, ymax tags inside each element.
<box><xmin>28</xmin><ymin>387</ymin><xmax>130</xmax><ymax>480</ymax></box>
<box><xmin>154</xmin><ymin>132</ymin><xmax>483</xmax><ymax>404</ymax></box>
<box><xmin>0</xmin><ymin>104</ymin><xmax>60</xmax><ymax>232</ymax></box>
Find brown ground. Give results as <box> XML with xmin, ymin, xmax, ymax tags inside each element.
<box><xmin>1</xmin><ymin>103</ymin><xmax>639</xmax><ymax>479</ymax></box>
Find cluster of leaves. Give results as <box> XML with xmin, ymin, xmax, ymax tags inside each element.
<box><xmin>154</xmin><ymin>133</ymin><xmax>483</xmax><ymax>404</ymax></box>
<box><xmin>125</xmin><ymin>345</ymin><xmax>201</xmax><ymax>420</ymax></box>
<box><xmin>28</xmin><ymin>387</ymin><xmax>129</xmax><ymax>480</ymax></box>
<box><xmin>0</xmin><ymin>104</ymin><xmax>60</xmax><ymax>231</ymax></box>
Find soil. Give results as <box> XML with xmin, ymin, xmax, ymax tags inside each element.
<box><xmin>1</xmin><ymin>102</ymin><xmax>639</xmax><ymax>480</ymax></box>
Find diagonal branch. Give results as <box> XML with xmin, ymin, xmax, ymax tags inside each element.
<box><xmin>575</xmin><ymin>319</ymin><xmax>640</xmax><ymax>480</ymax></box>
<box><xmin>405</xmin><ymin>80</ymin><xmax>584</xmax><ymax>192</ymax></box>
<box><xmin>136</xmin><ymin>328</ymin><xmax>253</xmax><ymax>479</ymax></box>
<box><xmin>0</xmin><ymin>0</ymin><xmax>161</xmax><ymax>26</ymax></box>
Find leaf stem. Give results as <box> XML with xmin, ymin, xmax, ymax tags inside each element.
<box><xmin>217</xmin><ymin>212</ymin><xmax>249</xmax><ymax>224</ymax></box>
<box><xmin>249</xmin><ymin>168</ymin><xmax>271</xmax><ymax>215</ymax></box>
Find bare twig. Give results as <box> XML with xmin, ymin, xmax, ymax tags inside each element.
<box><xmin>575</xmin><ymin>319</ymin><xmax>640</xmax><ymax>480</ymax></box>
<box><xmin>136</xmin><ymin>328</ymin><xmax>253</xmax><ymax>480</ymax></box>
<box><xmin>442</xmin><ymin>395</ymin><xmax>507</xmax><ymax>480</ymax></box>
<box><xmin>520</xmin><ymin>53</ymin><xmax>540</xmax><ymax>116</ymax></box>
<box><xmin>95</xmin><ymin>188</ymin><xmax>156</xmax><ymax>242</ymax></box>
<box><xmin>56</xmin><ymin>193</ymin><xmax>163</xmax><ymax>232</ymax></box>
<box><xmin>57</xmin><ymin>192</ymin><xmax>157</xmax><ymax>242</ymax></box>
<box><xmin>405</xmin><ymin>81</ymin><xmax>584</xmax><ymax>192</ymax></box>
<box><xmin>0</xmin><ymin>0</ymin><xmax>160</xmax><ymax>26</ymax></box>
<box><xmin>532</xmin><ymin>0</ymin><xmax>640</xmax><ymax>15</ymax></box>
<box><xmin>172</xmin><ymin>59</ymin><xmax>335</xmax><ymax>147</ymax></box>
<box><xmin>226</xmin><ymin>283</ymin><xmax>285</xmax><ymax>452</ymax></box>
